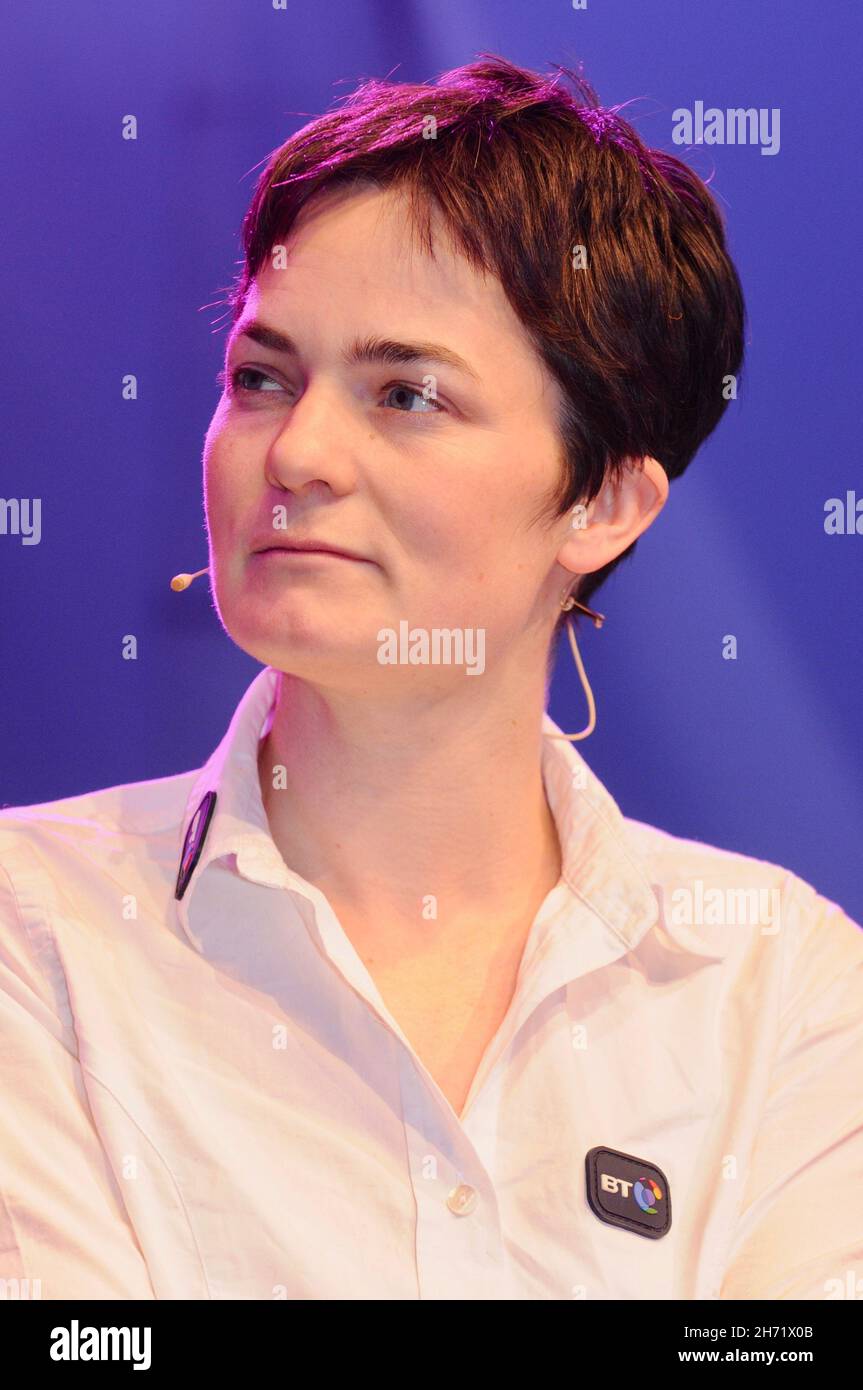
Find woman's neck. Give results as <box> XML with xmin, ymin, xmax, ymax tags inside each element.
<box><xmin>256</xmin><ymin>669</ymin><xmax>563</xmax><ymax>939</ymax></box>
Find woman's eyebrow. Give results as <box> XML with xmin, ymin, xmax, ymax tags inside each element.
<box><xmin>229</xmin><ymin>319</ymin><xmax>482</xmax><ymax>384</ymax></box>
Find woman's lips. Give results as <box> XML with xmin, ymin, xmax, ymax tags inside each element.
<box><xmin>252</xmin><ymin>547</ymin><xmax>370</xmax><ymax>563</ymax></box>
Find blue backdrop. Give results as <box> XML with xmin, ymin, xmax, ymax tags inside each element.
<box><xmin>3</xmin><ymin>0</ymin><xmax>861</xmax><ymax>923</ymax></box>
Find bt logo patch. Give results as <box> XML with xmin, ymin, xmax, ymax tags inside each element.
<box><xmin>585</xmin><ymin>1146</ymin><xmax>672</xmax><ymax>1239</ymax></box>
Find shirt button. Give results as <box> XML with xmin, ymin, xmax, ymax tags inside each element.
<box><xmin>446</xmin><ymin>1183</ymin><xmax>478</xmax><ymax>1216</ymax></box>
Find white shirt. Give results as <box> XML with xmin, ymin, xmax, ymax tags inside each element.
<box><xmin>1</xmin><ymin>664</ymin><xmax>861</xmax><ymax>1301</ymax></box>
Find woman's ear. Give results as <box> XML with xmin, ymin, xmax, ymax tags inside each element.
<box><xmin>556</xmin><ymin>456</ymin><xmax>669</xmax><ymax>578</ymax></box>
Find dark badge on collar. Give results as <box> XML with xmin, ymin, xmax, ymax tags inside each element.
<box><xmin>174</xmin><ymin>790</ymin><xmax>217</xmax><ymax>901</ymax></box>
<box><xmin>585</xmin><ymin>1146</ymin><xmax>672</xmax><ymax>1239</ymax></box>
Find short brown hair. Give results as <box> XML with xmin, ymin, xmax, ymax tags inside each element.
<box><xmin>227</xmin><ymin>53</ymin><xmax>746</xmax><ymax>633</ymax></box>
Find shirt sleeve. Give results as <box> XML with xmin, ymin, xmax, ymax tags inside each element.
<box><xmin>0</xmin><ymin>858</ymin><xmax>156</xmax><ymax>1299</ymax></box>
<box><xmin>719</xmin><ymin>874</ymin><xmax>863</xmax><ymax>1299</ymax></box>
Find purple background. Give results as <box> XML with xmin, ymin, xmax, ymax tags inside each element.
<box><xmin>2</xmin><ymin>0</ymin><xmax>861</xmax><ymax>923</ymax></box>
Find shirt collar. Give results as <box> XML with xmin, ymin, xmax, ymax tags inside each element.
<box><xmin>539</xmin><ymin>717</ymin><xmax>657</xmax><ymax>950</ymax></box>
<box><xmin>538</xmin><ymin>718</ymin><xmax>726</xmax><ymax>962</ymax></box>
<box><xmin>174</xmin><ymin>667</ymin><xmax>291</xmax><ymax>948</ymax></box>
<box><xmin>174</xmin><ymin>666</ymin><xmax>724</xmax><ymax>962</ymax></box>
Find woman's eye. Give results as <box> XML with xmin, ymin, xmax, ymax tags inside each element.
<box><xmin>218</xmin><ymin>367</ymin><xmax>284</xmax><ymax>394</ymax></box>
<box><xmin>382</xmin><ymin>384</ymin><xmax>445</xmax><ymax>415</ymax></box>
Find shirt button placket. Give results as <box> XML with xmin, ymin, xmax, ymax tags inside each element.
<box><xmin>398</xmin><ymin>1049</ymin><xmax>507</xmax><ymax>1299</ymax></box>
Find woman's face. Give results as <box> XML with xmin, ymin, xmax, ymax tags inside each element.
<box><xmin>203</xmin><ymin>181</ymin><xmax>572</xmax><ymax>691</ymax></box>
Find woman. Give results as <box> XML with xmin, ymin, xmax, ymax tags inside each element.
<box><xmin>1</xmin><ymin>54</ymin><xmax>861</xmax><ymax>1302</ymax></box>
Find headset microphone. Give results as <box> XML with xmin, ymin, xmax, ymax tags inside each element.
<box><xmin>170</xmin><ymin>568</ymin><xmax>210</xmax><ymax>592</ymax></box>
